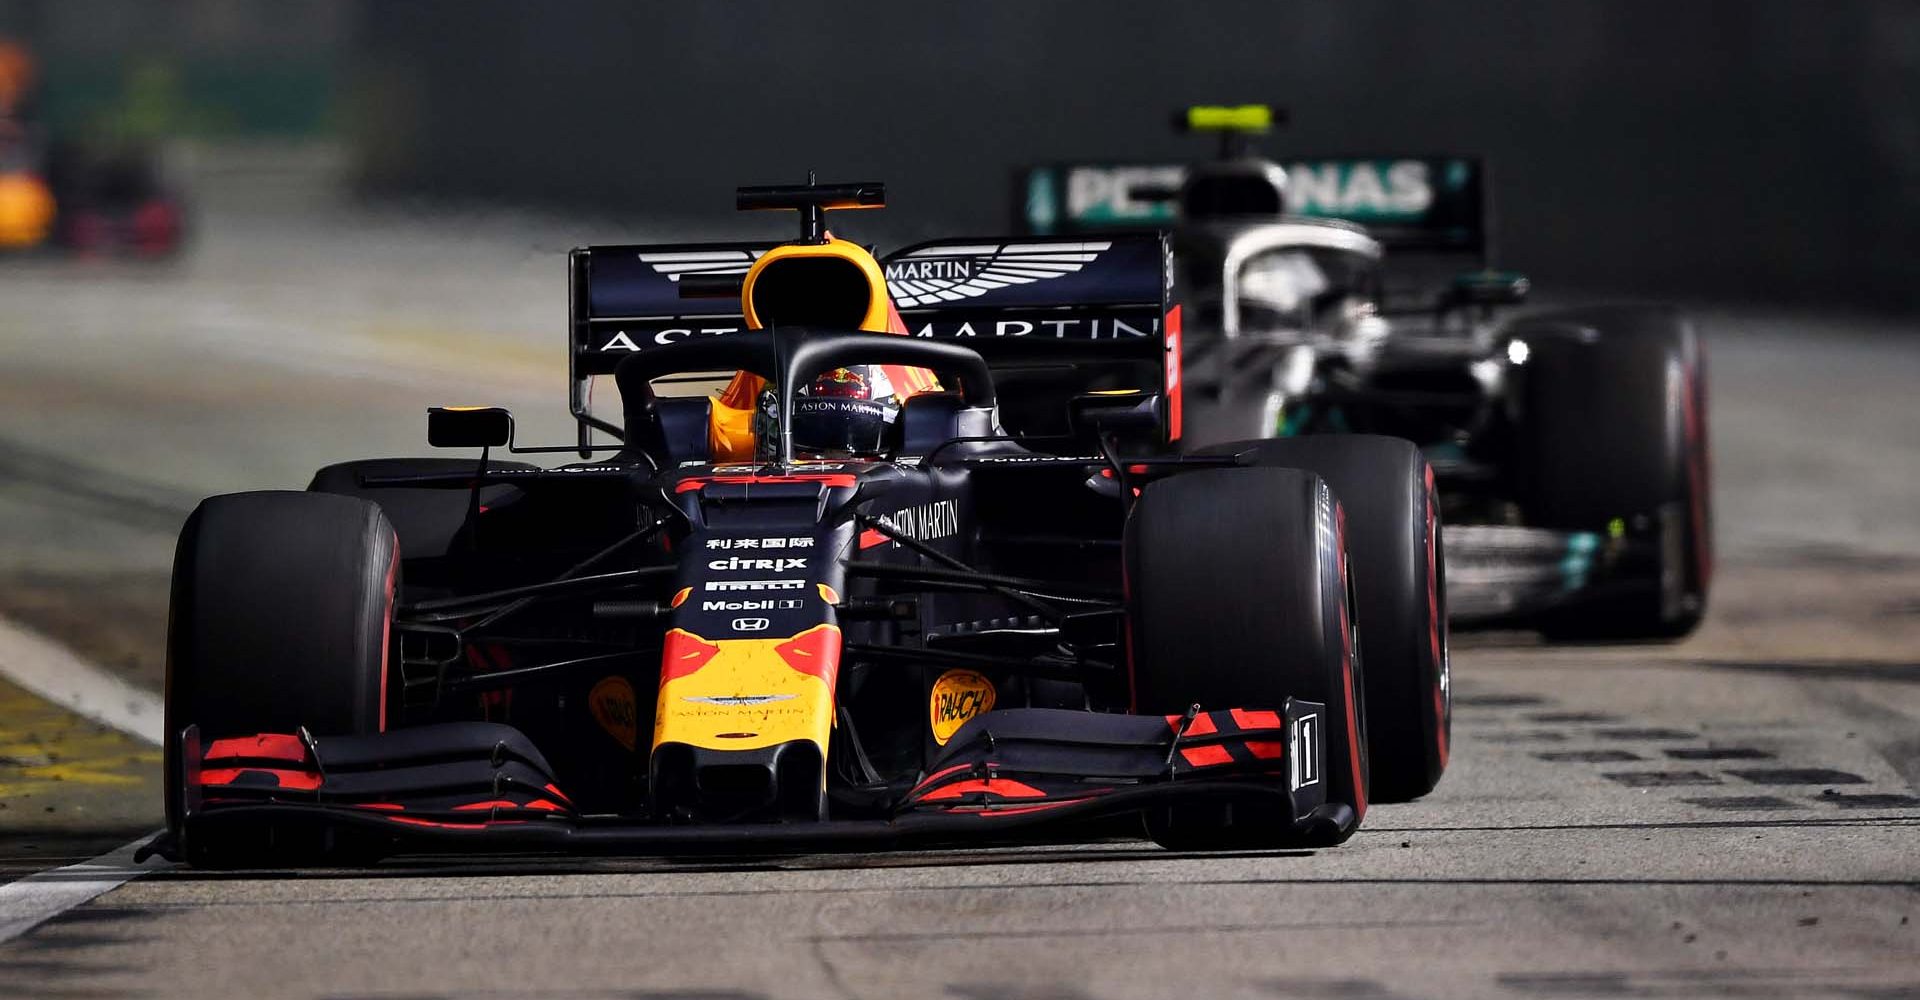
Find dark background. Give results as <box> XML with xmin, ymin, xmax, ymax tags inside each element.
<box><xmin>4</xmin><ymin>0</ymin><xmax>1915</xmax><ymax>309</ymax></box>
<box><xmin>350</xmin><ymin>1</ymin><xmax>1917</xmax><ymax>309</ymax></box>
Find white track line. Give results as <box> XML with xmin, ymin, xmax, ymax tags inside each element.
<box><xmin>0</xmin><ymin>614</ymin><xmax>163</xmax><ymax>745</ymax></box>
<box><xmin>0</xmin><ymin>836</ymin><xmax>163</xmax><ymax>944</ymax></box>
<box><xmin>0</xmin><ymin>621</ymin><xmax>169</xmax><ymax>934</ymax></box>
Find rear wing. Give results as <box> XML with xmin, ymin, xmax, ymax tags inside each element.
<box><xmin>568</xmin><ymin>232</ymin><xmax>1181</xmax><ymax>446</ymax></box>
<box><xmin>879</xmin><ymin>232</ymin><xmax>1182</xmax><ymax>441</ymax></box>
<box><xmin>1016</xmin><ymin>157</ymin><xmax>1489</xmax><ymax>258</ymax></box>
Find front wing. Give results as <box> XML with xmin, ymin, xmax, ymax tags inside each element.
<box><xmin>143</xmin><ymin>701</ymin><xmax>1337</xmax><ymax>862</ymax></box>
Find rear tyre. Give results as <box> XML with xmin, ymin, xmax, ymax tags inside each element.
<box><xmin>309</xmin><ymin>457</ymin><xmax>537</xmax><ymax>561</ymax></box>
<box><xmin>1127</xmin><ymin>467</ymin><xmax>1367</xmax><ymax>849</ymax></box>
<box><xmin>165</xmin><ymin>491</ymin><xmax>399</xmax><ymax>865</ymax></box>
<box><xmin>1511</xmin><ymin>306</ymin><xmax>1711</xmax><ymax>640</ymax></box>
<box><xmin>1198</xmin><ymin>435</ymin><xmax>1450</xmax><ymax>803</ymax></box>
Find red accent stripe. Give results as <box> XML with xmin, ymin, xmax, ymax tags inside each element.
<box><xmin>1178</xmin><ymin>744</ymin><xmax>1234</xmax><ymax>768</ymax></box>
<box><xmin>675</xmin><ymin>473</ymin><xmax>856</xmax><ymax>493</ymax></box>
<box><xmin>659</xmin><ymin>629</ymin><xmax>723</xmax><ymax>683</ymax></box>
<box><xmin>379</xmin><ymin>533</ymin><xmax>398</xmax><ymax>732</ymax></box>
<box><xmin>204</xmin><ymin>733</ymin><xmax>307</xmax><ymax>763</ymax></box>
<box><xmin>857</xmin><ymin>527</ymin><xmax>889</xmax><ymax>549</ymax></box>
<box><xmin>1229</xmin><ymin>708</ymin><xmax>1282</xmax><ymax>730</ymax></box>
<box><xmin>200</xmin><ymin>767</ymin><xmax>322</xmax><ymax>791</ymax></box>
<box><xmin>1243</xmin><ymin>740</ymin><xmax>1287</xmax><ymax>760</ymax></box>
<box><xmin>1184</xmin><ymin>712</ymin><xmax>1218</xmax><ymax>737</ymax></box>
<box><xmin>1337</xmin><ymin>502</ymin><xmax>1367</xmax><ymax>821</ymax></box>
<box><xmin>1164</xmin><ymin>304</ymin><xmax>1183</xmax><ymax>442</ymax></box>
<box><xmin>772</xmin><ymin>624</ymin><xmax>843</xmax><ymax>697</ymax></box>
<box><xmin>452</xmin><ymin>799</ymin><xmax>563</xmax><ymax>813</ymax></box>
<box><xmin>916</xmin><ymin>777</ymin><xmax>1050</xmax><ymax>802</ymax></box>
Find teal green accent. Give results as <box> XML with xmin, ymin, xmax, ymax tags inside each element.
<box><xmin>1278</xmin><ymin>404</ymin><xmax>1310</xmax><ymax>437</ymax></box>
<box><xmin>1025</xmin><ymin>169</ymin><xmax>1058</xmax><ymax>235</ymax></box>
<box><xmin>1560</xmin><ymin>532</ymin><xmax>1601</xmax><ymax>592</ymax></box>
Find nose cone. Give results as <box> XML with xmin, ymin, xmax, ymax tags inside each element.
<box><xmin>650</xmin><ymin>514</ymin><xmax>850</xmax><ymax>823</ymax></box>
<box><xmin>651</xmin><ymin>627</ymin><xmax>840</xmax><ymax>822</ymax></box>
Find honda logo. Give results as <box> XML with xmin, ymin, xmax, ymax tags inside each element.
<box><xmin>731</xmin><ymin>617</ymin><xmax>770</xmax><ymax>632</ymax></box>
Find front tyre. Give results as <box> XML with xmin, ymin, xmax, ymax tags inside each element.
<box><xmin>165</xmin><ymin>491</ymin><xmax>399</xmax><ymax>865</ymax></box>
<box><xmin>1199</xmin><ymin>435</ymin><xmax>1450</xmax><ymax>804</ymax></box>
<box><xmin>1126</xmin><ymin>467</ymin><xmax>1367</xmax><ymax>848</ymax></box>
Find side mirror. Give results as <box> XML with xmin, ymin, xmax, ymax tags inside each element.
<box><xmin>1448</xmin><ymin>270</ymin><xmax>1531</xmax><ymax>308</ymax></box>
<box><xmin>428</xmin><ymin>406</ymin><xmax>514</xmax><ymax>449</ymax></box>
<box><xmin>1069</xmin><ymin>391</ymin><xmax>1164</xmax><ymax>437</ymax></box>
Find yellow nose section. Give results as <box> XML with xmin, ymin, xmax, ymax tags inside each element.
<box><xmin>653</xmin><ymin>625</ymin><xmax>842</xmax><ymax>754</ymax></box>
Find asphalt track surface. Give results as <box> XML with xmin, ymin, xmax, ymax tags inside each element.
<box><xmin>1</xmin><ymin>166</ymin><xmax>1917</xmax><ymax>998</ymax></box>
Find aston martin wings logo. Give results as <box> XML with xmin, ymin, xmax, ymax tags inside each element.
<box><xmin>638</xmin><ymin>248</ymin><xmax>767</xmax><ymax>282</ymax></box>
<box><xmin>884</xmin><ymin>241</ymin><xmax>1112</xmax><ymax>308</ymax></box>
<box><xmin>681</xmin><ymin>694</ymin><xmax>797</xmax><ymax>706</ymax></box>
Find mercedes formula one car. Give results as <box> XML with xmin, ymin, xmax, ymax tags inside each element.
<box><xmin>147</xmin><ymin>181</ymin><xmax>1450</xmax><ymax>867</ymax></box>
<box><xmin>1018</xmin><ymin>106</ymin><xmax>1712</xmax><ymax>640</ymax></box>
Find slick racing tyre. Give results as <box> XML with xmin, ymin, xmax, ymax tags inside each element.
<box><xmin>165</xmin><ymin>491</ymin><xmax>399</xmax><ymax>865</ymax></box>
<box><xmin>1199</xmin><ymin>435</ymin><xmax>1449</xmax><ymax>803</ymax></box>
<box><xmin>1126</xmin><ymin>467</ymin><xmax>1367</xmax><ymax>849</ymax></box>
<box><xmin>1510</xmin><ymin>305</ymin><xmax>1711</xmax><ymax>640</ymax></box>
<box><xmin>309</xmin><ymin>457</ymin><xmax>536</xmax><ymax>561</ymax></box>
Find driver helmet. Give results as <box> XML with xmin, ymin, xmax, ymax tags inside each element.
<box><xmin>753</xmin><ymin>365</ymin><xmax>901</xmax><ymax>461</ymax></box>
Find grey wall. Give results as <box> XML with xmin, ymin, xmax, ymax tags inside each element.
<box><xmin>354</xmin><ymin>0</ymin><xmax>1919</xmax><ymax>310</ymax></box>
<box><xmin>2</xmin><ymin>0</ymin><xmax>349</xmax><ymax>136</ymax></box>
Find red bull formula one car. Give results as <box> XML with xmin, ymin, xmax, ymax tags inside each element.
<box><xmin>146</xmin><ymin>182</ymin><xmax>1448</xmax><ymax>867</ymax></box>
